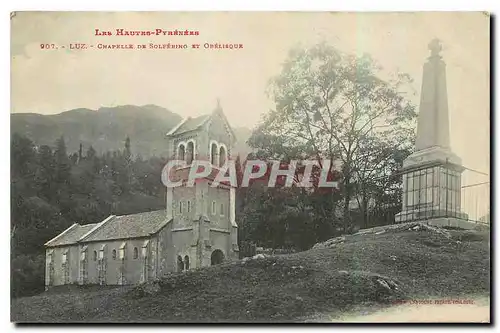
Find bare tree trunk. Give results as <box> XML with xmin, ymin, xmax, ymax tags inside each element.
<box><xmin>362</xmin><ymin>195</ymin><xmax>369</xmax><ymax>228</ymax></box>
<box><xmin>342</xmin><ymin>174</ymin><xmax>352</xmax><ymax>233</ymax></box>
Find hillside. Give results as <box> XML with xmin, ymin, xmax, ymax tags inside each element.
<box><xmin>11</xmin><ymin>223</ymin><xmax>490</xmax><ymax>323</ymax></box>
<box><xmin>11</xmin><ymin>105</ymin><xmax>253</xmax><ymax>158</ymax></box>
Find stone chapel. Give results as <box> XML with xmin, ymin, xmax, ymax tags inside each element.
<box><xmin>44</xmin><ymin>102</ymin><xmax>239</xmax><ymax>288</ymax></box>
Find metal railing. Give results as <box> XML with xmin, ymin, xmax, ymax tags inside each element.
<box><xmin>353</xmin><ymin>166</ymin><xmax>490</xmax><ymax>229</ymax></box>
<box><xmin>460</xmin><ymin>169</ymin><xmax>490</xmax><ymax>224</ymax></box>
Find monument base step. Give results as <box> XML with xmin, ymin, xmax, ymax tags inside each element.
<box><xmin>395</xmin><ymin>209</ymin><xmax>468</xmax><ymax>223</ymax></box>
<box><xmin>397</xmin><ymin>217</ymin><xmax>489</xmax><ymax>231</ymax></box>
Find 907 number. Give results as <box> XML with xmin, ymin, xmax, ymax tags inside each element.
<box><xmin>40</xmin><ymin>44</ymin><xmax>57</xmax><ymax>49</ymax></box>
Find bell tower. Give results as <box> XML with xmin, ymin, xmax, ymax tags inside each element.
<box><xmin>165</xmin><ymin>100</ymin><xmax>239</xmax><ymax>271</ymax></box>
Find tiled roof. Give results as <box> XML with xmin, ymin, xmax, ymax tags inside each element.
<box><xmin>80</xmin><ymin>210</ymin><xmax>171</xmax><ymax>243</ymax></box>
<box><xmin>168</xmin><ymin>115</ymin><xmax>211</xmax><ymax>136</ymax></box>
<box><xmin>45</xmin><ymin>223</ymin><xmax>98</xmax><ymax>247</ymax></box>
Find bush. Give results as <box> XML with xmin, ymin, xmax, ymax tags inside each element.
<box><xmin>239</xmin><ymin>241</ymin><xmax>256</xmax><ymax>258</ymax></box>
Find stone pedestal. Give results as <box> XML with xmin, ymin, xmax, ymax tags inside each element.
<box><xmin>395</xmin><ymin>148</ymin><xmax>468</xmax><ymax>223</ymax></box>
<box><xmin>403</xmin><ymin>146</ymin><xmax>462</xmax><ymax>169</ymax></box>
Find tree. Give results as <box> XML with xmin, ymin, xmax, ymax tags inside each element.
<box><xmin>352</xmin><ymin>142</ymin><xmax>412</xmax><ymax>228</ymax></box>
<box><xmin>250</xmin><ymin>42</ymin><xmax>416</xmax><ymax>231</ymax></box>
<box><xmin>124</xmin><ymin>136</ymin><xmax>132</xmax><ymax>162</ymax></box>
<box><xmin>113</xmin><ymin>137</ymin><xmax>134</xmax><ymax>195</ymax></box>
<box><xmin>78</xmin><ymin>143</ymin><xmax>83</xmax><ymax>162</ymax></box>
<box><xmin>11</xmin><ymin>133</ymin><xmax>36</xmax><ymax>180</ymax></box>
<box><xmin>86</xmin><ymin>145</ymin><xmax>96</xmax><ymax>160</ymax></box>
<box><xmin>54</xmin><ymin>136</ymin><xmax>71</xmax><ymax>185</ymax></box>
<box><xmin>35</xmin><ymin>145</ymin><xmax>55</xmax><ymax>201</ymax></box>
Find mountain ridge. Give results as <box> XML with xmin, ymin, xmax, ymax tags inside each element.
<box><xmin>11</xmin><ymin>105</ymin><xmax>253</xmax><ymax>158</ymax></box>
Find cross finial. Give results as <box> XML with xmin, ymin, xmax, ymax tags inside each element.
<box><xmin>216</xmin><ymin>98</ymin><xmax>221</xmax><ymax>109</ymax></box>
<box><xmin>428</xmin><ymin>38</ymin><xmax>442</xmax><ymax>57</ymax></box>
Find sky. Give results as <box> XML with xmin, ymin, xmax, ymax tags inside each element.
<box><xmin>11</xmin><ymin>12</ymin><xmax>490</xmax><ymax>179</ymax></box>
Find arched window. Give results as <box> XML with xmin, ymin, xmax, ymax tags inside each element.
<box><xmin>112</xmin><ymin>249</ymin><xmax>117</xmax><ymax>260</ymax></box>
<box><xmin>219</xmin><ymin>146</ymin><xmax>226</xmax><ymax>167</ymax></box>
<box><xmin>179</xmin><ymin>201</ymin><xmax>183</xmax><ymax>214</ymax></box>
<box><xmin>211</xmin><ymin>142</ymin><xmax>218</xmax><ymax>166</ymax></box>
<box><xmin>178</xmin><ymin>144</ymin><xmax>186</xmax><ymax>161</ymax></box>
<box><xmin>93</xmin><ymin>250</ymin><xmax>98</xmax><ymax>261</ymax></box>
<box><xmin>186</xmin><ymin>141</ymin><xmax>194</xmax><ymax>165</ymax></box>
<box><xmin>177</xmin><ymin>255</ymin><xmax>184</xmax><ymax>272</ymax></box>
<box><xmin>133</xmin><ymin>247</ymin><xmax>138</xmax><ymax>259</ymax></box>
<box><xmin>184</xmin><ymin>256</ymin><xmax>190</xmax><ymax>270</ymax></box>
<box><xmin>220</xmin><ymin>203</ymin><xmax>224</xmax><ymax>216</ymax></box>
<box><xmin>211</xmin><ymin>201</ymin><xmax>216</xmax><ymax>215</ymax></box>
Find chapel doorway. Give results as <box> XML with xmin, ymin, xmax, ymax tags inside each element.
<box><xmin>210</xmin><ymin>249</ymin><xmax>224</xmax><ymax>265</ymax></box>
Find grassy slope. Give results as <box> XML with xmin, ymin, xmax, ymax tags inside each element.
<box><xmin>11</xmin><ymin>227</ymin><xmax>490</xmax><ymax>323</ymax></box>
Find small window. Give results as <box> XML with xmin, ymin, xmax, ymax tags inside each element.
<box><xmin>211</xmin><ymin>143</ymin><xmax>218</xmax><ymax>166</ymax></box>
<box><xmin>212</xmin><ymin>201</ymin><xmax>216</xmax><ymax>215</ymax></box>
<box><xmin>184</xmin><ymin>255</ymin><xmax>190</xmax><ymax>270</ymax></box>
<box><xmin>112</xmin><ymin>249</ymin><xmax>117</xmax><ymax>260</ymax></box>
<box><xmin>133</xmin><ymin>247</ymin><xmax>138</xmax><ymax>259</ymax></box>
<box><xmin>220</xmin><ymin>203</ymin><xmax>224</xmax><ymax>216</ymax></box>
<box><xmin>219</xmin><ymin>146</ymin><xmax>226</xmax><ymax>167</ymax></box>
<box><xmin>99</xmin><ymin>250</ymin><xmax>104</xmax><ymax>260</ymax></box>
<box><xmin>178</xmin><ymin>144</ymin><xmax>186</xmax><ymax>161</ymax></box>
<box><xmin>179</xmin><ymin>201</ymin><xmax>183</xmax><ymax>214</ymax></box>
<box><xmin>93</xmin><ymin>250</ymin><xmax>98</xmax><ymax>261</ymax></box>
<box><xmin>186</xmin><ymin>141</ymin><xmax>195</xmax><ymax>165</ymax></box>
<box><xmin>187</xmin><ymin>200</ymin><xmax>191</xmax><ymax>213</ymax></box>
<box><xmin>62</xmin><ymin>251</ymin><xmax>67</xmax><ymax>263</ymax></box>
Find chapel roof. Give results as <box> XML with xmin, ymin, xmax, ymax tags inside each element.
<box><xmin>167</xmin><ymin>114</ymin><xmax>211</xmax><ymax>136</ymax></box>
<box><xmin>44</xmin><ymin>210</ymin><xmax>172</xmax><ymax>247</ymax></box>
<box><xmin>45</xmin><ymin>223</ymin><xmax>98</xmax><ymax>247</ymax></box>
<box><xmin>166</xmin><ymin>101</ymin><xmax>236</xmax><ymax>140</ymax></box>
<box><xmin>80</xmin><ymin>210</ymin><xmax>171</xmax><ymax>243</ymax></box>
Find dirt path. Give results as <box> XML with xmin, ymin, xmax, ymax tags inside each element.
<box><xmin>332</xmin><ymin>296</ymin><xmax>490</xmax><ymax>323</ymax></box>
<box><xmin>303</xmin><ymin>296</ymin><xmax>490</xmax><ymax>323</ymax></box>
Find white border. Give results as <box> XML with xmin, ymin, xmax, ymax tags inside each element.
<box><xmin>3</xmin><ymin>1</ymin><xmax>498</xmax><ymax>331</ymax></box>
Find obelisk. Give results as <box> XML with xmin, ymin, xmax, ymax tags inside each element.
<box><xmin>415</xmin><ymin>39</ymin><xmax>451</xmax><ymax>152</ymax></box>
<box><xmin>395</xmin><ymin>39</ymin><xmax>469</xmax><ymax>227</ymax></box>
